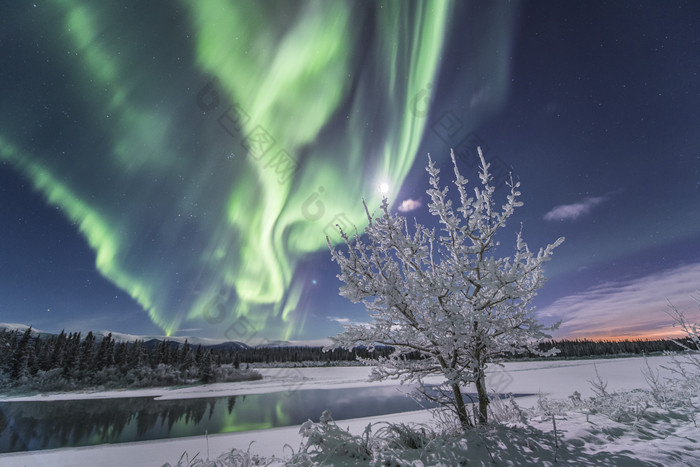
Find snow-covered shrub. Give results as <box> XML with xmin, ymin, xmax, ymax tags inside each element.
<box><xmin>535</xmin><ymin>393</ymin><xmax>570</xmax><ymax>419</ymax></box>
<box><xmin>31</xmin><ymin>368</ymin><xmax>67</xmax><ymax>391</ymax></box>
<box><xmin>125</xmin><ymin>365</ymin><xmax>155</xmax><ymax>387</ymax></box>
<box><xmin>292</xmin><ymin>410</ymin><xmax>373</xmax><ymax>464</ymax></box>
<box><xmin>212</xmin><ymin>447</ymin><xmax>276</xmax><ymax>467</ymax></box>
<box><xmin>168</xmin><ymin>442</ymin><xmax>279</xmax><ymax>467</ymax></box>
<box><xmin>287</xmin><ymin>411</ymin><xmax>465</xmax><ymax>466</ymax></box>
<box><xmin>554</xmin><ymin>366</ymin><xmax>650</xmax><ymax>424</ymax></box>
<box><xmin>488</xmin><ymin>392</ymin><xmax>527</xmax><ymax>425</ymax></box>
<box><xmin>640</xmin><ymin>294</ymin><xmax>700</xmax><ymax>426</ymax></box>
<box><xmin>152</xmin><ymin>363</ymin><xmax>180</xmax><ymax>386</ymax></box>
<box><xmin>586</xmin><ymin>389</ymin><xmax>652</xmax><ymax>424</ymax></box>
<box><xmin>663</xmin><ymin>294</ymin><xmax>700</xmax><ymax>395</ymax></box>
<box><xmin>531</xmin><ymin>368</ymin><xmax>654</xmax><ymax>426</ymax></box>
<box><xmin>214</xmin><ymin>364</ymin><xmax>262</xmax><ymax>382</ymax></box>
<box><xmin>642</xmin><ymin>355</ymin><xmax>679</xmax><ymax>409</ymax></box>
<box><xmin>376</xmin><ymin>422</ymin><xmax>431</xmax><ymax>450</ymax></box>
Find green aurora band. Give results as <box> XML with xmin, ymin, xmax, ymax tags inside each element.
<box><xmin>0</xmin><ymin>1</ymin><xmax>516</xmax><ymax>340</ymax></box>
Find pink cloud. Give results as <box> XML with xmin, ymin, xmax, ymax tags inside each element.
<box><xmin>539</xmin><ymin>262</ymin><xmax>700</xmax><ymax>339</ymax></box>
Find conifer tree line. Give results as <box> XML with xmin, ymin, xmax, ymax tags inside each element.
<box><xmin>515</xmin><ymin>337</ymin><xmax>694</xmax><ymax>360</ymax></box>
<box><xmin>0</xmin><ymin>328</ymin><xmax>261</xmax><ymax>391</ymax></box>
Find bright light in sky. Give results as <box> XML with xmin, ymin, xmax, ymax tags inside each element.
<box><xmin>379</xmin><ymin>182</ymin><xmax>390</xmax><ymax>195</ymax></box>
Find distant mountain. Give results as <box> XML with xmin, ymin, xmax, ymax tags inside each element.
<box><xmin>205</xmin><ymin>341</ymin><xmax>251</xmax><ymax>351</ymax></box>
<box><xmin>0</xmin><ymin>323</ymin><xmax>54</xmax><ymax>340</ymax></box>
<box><xmin>0</xmin><ymin>322</ymin><xmax>38</xmax><ymax>333</ymax></box>
<box><xmin>142</xmin><ymin>338</ymin><xmax>249</xmax><ymax>351</ymax></box>
<box><xmin>254</xmin><ymin>338</ymin><xmax>334</xmax><ymax>348</ymax></box>
<box><xmin>256</xmin><ymin>340</ymin><xmax>293</xmax><ymax>348</ymax></box>
<box><xmin>0</xmin><ymin>323</ymin><xmax>249</xmax><ymax>350</ymax></box>
<box><xmin>89</xmin><ymin>331</ymin><xmax>249</xmax><ymax>350</ymax></box>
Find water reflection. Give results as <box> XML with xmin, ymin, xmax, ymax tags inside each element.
<box><xmin>0</xmin><ymin>385</ymin><xmax>434</xmax><ymax>452</ymax></box>
<box><xmin>0</xmin><ymin>386</ymin><xmax>531</xmax><ymax>452</ymax></box>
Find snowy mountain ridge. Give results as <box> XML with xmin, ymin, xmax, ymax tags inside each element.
<box><xmin>0</xmin><ymin>323</ymin><xmax>250</xmax><ymax>350</ymax></box>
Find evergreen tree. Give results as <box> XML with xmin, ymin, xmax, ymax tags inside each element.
<box><xmin>199</xmin><ymin>350</ymin><xmax>214</xmax><ymax>384</ymax></box>
<box><xmin>10</xmin><ymin>327</ymin><xmax>32</xmax><ymax>381</ymax></box>
<box><xmin>114</xmin><ymin>342</ymin><xmax>129</xmax><ymax>372</ymax></box>
<box><xmin>79</xmin><ymin>331</ymin><xmax>96</xmax><ymax>376</ymax></box>
<box><xmin>51</xmin><ymin>330</ymin><xmax>67</xmax><ymax>369</ymax></box>
<box><xmin>178</xmin><ymin>340</ymin><xmax>191</xmax><ymax>366</ymax></box>
<box><xmin>37</xmin><ymin>335</ymin><xmax>55</xmax><ymax>372</ymax></box>
<box><xmin>155</xmin><ymin>339</ymin><xmax>170</xmax><ymax>366</ymax></box>
<box><xmin>96</xmin><ymin>333</ymin><xmax>115</xmax><ymax>369</ymax></box>
<box><xmin>195</xmin><ymin>344</ymin><xmax>203</xmax><ymax>365</ymax></box>
<box><xmin>131</xmin><ymin>340</ymin><xmax>148</xmax><ymax>368</ymax></box>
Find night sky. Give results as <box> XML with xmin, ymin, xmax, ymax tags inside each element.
<box><xmin>1</xmin><ymin>1</ymin><xmax>698</xmax><ymax>344</ymax></box>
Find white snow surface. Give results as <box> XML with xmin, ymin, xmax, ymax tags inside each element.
<box><xmin>0</xmin><ymin>355</ymin><xmax>697</xmax><ymax>466</ymax></box>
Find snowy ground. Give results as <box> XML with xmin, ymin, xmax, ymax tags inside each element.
<box><xmin>0</xmin><ymin>355</ymin><xmax>697</xmax><ymax>466</ymax></box>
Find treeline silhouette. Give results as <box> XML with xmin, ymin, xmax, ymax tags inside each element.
<box><xmin>0</xmin><ymin>328</ymin><xmax>260</xmax><ymax>392</ymax></box>
<box><xmin>512</xmin><ymin>337</ymin><xmax>693</xmax><ymax>360</ymax></box>
<box><xmin>1</xmin><ymin>327</ymin><xmax>692</xmax><ymax>393</ymax></box>
<box><xmin>215</xmin><ymin>338</ymin><xmax>692</xmax><ymax>363</ymax></box>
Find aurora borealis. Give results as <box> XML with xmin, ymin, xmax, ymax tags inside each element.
<box><xmin>0</xmin><ymin>0</ymin><xmax>458</xmax><ymax>339</ymax></box>
<box><xmin>2</xmin><ymin>1</ymin><xmax>699</xmax><ymax>342</ymax></box>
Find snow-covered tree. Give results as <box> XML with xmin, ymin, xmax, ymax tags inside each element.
<box><xmin>326</xmin><ymin>149</ymin><xmax>564</xmax><ymax>429</ymax></box>
<box><xmin>662</xmin><ymin>291</ymin><xmax>700</xmax><ymax>400</ymax></box>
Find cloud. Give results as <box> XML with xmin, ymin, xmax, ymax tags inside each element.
<box><xmin>539</xmin><ymin>262</ymin><xmax>700</xmax><ymax>340</ymax></box>
<box><xmin>328</xmin><ymin>316</ymin><xmax>350</xmax><ymax>324</ymax></box>
<box><xmin>543</xmin><ymin>195</ymin><xmax>607</xmax><ymax>221</ymax></box>
<box><xmin>398</xmin><ymin>198</ymin><xmax>422</xmax><ymax>212</ymax></box>
<box><xmin>327</xmin><ymin>316</ymin><xmax>371</xmax><ymax>328</ymax></box>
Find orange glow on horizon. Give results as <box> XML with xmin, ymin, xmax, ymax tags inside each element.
<box><xmin>556</xmin><ymin>326</ymin><xmax>690</xmax><ymax>342</ymax></box>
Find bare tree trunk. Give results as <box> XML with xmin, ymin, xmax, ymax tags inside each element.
<box><xmin>451</xmin><ymin>382</ymin><xmax>473</xmax><ymax>430</ymax></box>
<box><xmin>475</xmin><ymin>370</ymin><xmax>489</xmax><ymax>424</ymax></box>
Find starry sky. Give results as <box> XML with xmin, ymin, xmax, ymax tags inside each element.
<box><xmin>1</xmin><ymin>1</ymin><xmax>699</xmax><ymax>344</ymax></box>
